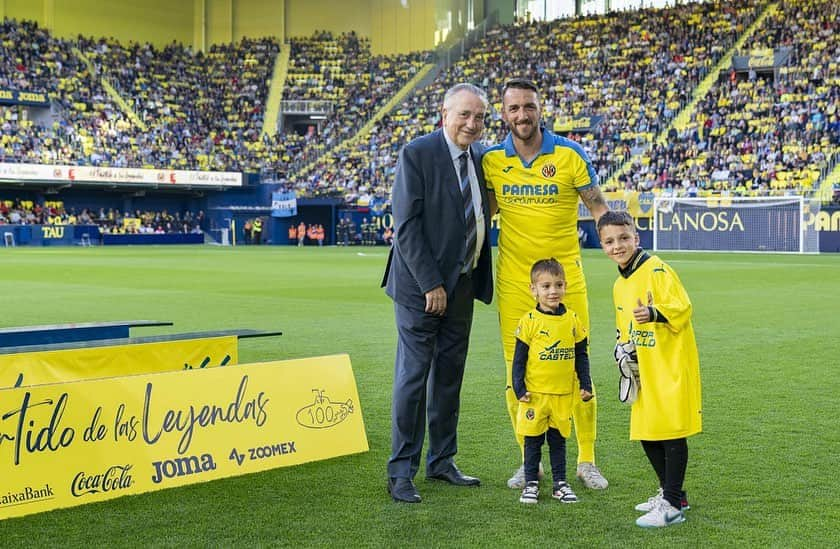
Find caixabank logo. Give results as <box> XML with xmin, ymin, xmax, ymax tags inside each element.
<box><xmin>0</xmin><ymin>483</ymin><xmax>54</xmax><ymax>507</ymax></box>
<box><xmin>71</xmin><ymin>464</ymin><xmax>134</xmax><ymax>497</ymax></box>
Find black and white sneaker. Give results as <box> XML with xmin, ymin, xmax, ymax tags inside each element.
<box><xmin>552</xmin><ymin>481</ymin><xmax>578</xmax><ymax>503</ymax></box>
<box><xmin>519</xmin><ymin>481</ymin><xmax>539</xmax><ymax>504</ymax></box>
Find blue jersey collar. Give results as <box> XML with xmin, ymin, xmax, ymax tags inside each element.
<box><xmin>503</xmin><ymin>127</ymin><xmax>556</xmax><ymax>159</ymax></box>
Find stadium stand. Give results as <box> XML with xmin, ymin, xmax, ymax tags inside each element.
<box><xmin>288</xmin><ymin>0</ymin><xmax>774</xmax><ymax>202</ymax></box>
<box><xmin>77</xmin><ymin>34</ymin><xmax>280</xmax><ymax>171</ymax></box>
<box><xmin>0</xmin><ymin>197</ymin><xmax>205</xmax><ymax>234</ymax></box>
<box><xmin>624</xmin><ymin>0</ymin><xmax>839</xmax><ymax>195</ymax></box>
<box><xmin>0</xmin><ymin>19</ymin><xmax>132</xmax><ymax>166</ymax></box>
<box><xmin>267</xmin><ymin>31</ymin><xmax>429</xmax><ymax>187</ymax></box>
<box><xmin>0</xmin><ymin>0</ymin><xmax>836</xmax><ymax>205</ymax></box>
<box><xmin>1</xmin><ymin>22</ymin><xmax>429</xmax><ymax>188</ymax></box>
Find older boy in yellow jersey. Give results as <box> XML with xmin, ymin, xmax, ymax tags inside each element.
<box><xmin>597</xmin><ymin>211</ymin><xmax>702</xmax><ymax>528</ymax></box>
<box><xmin>482</xmin><ymin>78</ymin><xmax>610</xmax><ymax>490</ymax></box>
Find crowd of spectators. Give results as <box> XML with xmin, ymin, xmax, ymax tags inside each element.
<box><xmin>482</xmin><ymin>0</ymin><xmax>764</xmax><ymax>168</ymax></box>
<box><xmin>0</xmin><ymin>21</ymin><xmax>429</xmax><ymax>184</ymax></box>
<box><xmin>285</xmin><ymin>31</ymin><xmax>367</xmax><ymax>101</ymax></box>
<box><xmin>620</xmin><ymin>0</ymin><xmax>838</xmax><ymax>195</ymax></box>
<box><xmin>98</xmin><ymin>208</ymin><xmax>206</xmax><ymax>234</ymax></box>
<box><xmin>78</xmin><ymin>35</ymin><xmax>280</xmax><ymax>171</ymax></box>
<box><xmin>261</xmin><ymin>31</ymin><xmax>429</xmax><ymax>181</ymax></box>
<box><xmin>0</xmin><ymin>19</ymin><xmax>132</xmax><ymax>166</ymax></box>
<box><xmin>0</xmin><ymin>0</ymin><xmax>836</xmax><ymax>203</ymax></box>
<box><xmin>0</xmin><ymin>198</ymin><xmax>206</xmax><ymax>234</ymax></box>
<box><xmin>1</xmin><ymin>19</ymin><xmax>69</xmax><ymax>94</ymax></box>
<box><xmin>288</xmin><ymin>0</ymin><xmax>771</xmax><ymax>201</ymax></box>
<box><xmin>0</xmin><ymin>20</ymin><xmax>284</xmax><ymax>170</ymax></box>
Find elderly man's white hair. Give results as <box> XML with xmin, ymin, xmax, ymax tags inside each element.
<box><xmin>443</xmin><ymin>83</ymin><xmax>488</xmax><ymax>108</ymax></box>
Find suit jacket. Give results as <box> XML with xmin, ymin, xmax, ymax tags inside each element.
<box><xmin>382</xmin><ymin>128</ymin><xmax>493</xmax><ymax>309</ymax></box>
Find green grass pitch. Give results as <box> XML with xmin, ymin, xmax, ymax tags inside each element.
<box><xmin>1</xmin><ymin>246</ymin><xmax>838</xmax><ymax>546</ymax></box>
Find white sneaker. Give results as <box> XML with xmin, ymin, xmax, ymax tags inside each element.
<box><xmin>635</xmin><ymin>499</ymin><xmax>686</xmax><ymax>528</ymax></box>
<box><xmin>635</xmin><ymin>488</ymin><xmax>665</xmax><ymax>512</ymax></box>
<box><xmin>508</xmin><ymin>465</ymin><xmax>525</xmax><ymax>489</ymax></box>
<box><xmin>507</xmin><ymin>462</ymin><xmax>545</xmax><ymax>489</ymax></box>
<box><xmin>576</xmin><ymin>462</ymin><xmax>608</xmax><ymax>489</ymax></box>
<box><xmin>552</xmin><ymin>481</ymin><xmax>578</xmax><ymax>503</ymax></box>
<box><xmin>636</xmin><ymin>488</ymin><xmax>690</xmax><ymax>512</ymax></box>
<box><xmin>519</xmin><ymin>481</ymin><xmax>539</xmax><ymax>504</ymax></box>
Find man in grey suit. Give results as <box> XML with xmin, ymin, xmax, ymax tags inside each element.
<box><xmin>382</xmin><ymin>83</ymin><xmax>494</xmax><ymax>503</ymax></box>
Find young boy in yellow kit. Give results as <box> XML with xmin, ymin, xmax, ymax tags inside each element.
<box><xmin>597</xmin><ymin>211</ymin><xmax>702</xmax><ymax>528</ymax></box>
<box><xmin>512</xmin><ymin>258</ymin><xmax>593</xmax><ymax>504</ymax></box>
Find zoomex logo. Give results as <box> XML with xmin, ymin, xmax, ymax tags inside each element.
<box><xmin>71</xmin><ymin>465</ymin><xmax>134</xmax><ymax>497</ymax></box>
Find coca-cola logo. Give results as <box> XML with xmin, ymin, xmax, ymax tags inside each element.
<box><xmin>71</xmin><ymin>464</ymin><xmax>134</xmax><ymax>497</ymax></box>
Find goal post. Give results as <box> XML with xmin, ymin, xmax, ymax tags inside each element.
<box><xmin>652</xmin><ymin>196</ymin><xmax>818</xmax><ymax>253</ymax></box>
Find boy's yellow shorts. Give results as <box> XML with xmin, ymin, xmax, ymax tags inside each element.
<box><xmin>515</xmin><ymin>392</ymin><xmax>573</xmax><ymax>439</ymax></box>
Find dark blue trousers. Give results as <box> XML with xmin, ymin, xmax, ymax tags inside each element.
<box><xmin>387</xmin><ymin>274</ymin><xmax>474</xmax><ymax>479</ymax></box>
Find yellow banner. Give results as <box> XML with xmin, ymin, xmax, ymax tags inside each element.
<box><xmin>0</xmin><ymin>336</ymin><xmax>238</xmax><ymax>388</ymax></box>
<box><xmin>0</xmin><ymin>354</ymin><xmax>367</xmax><ymax>520</ymax></box>
<box><xmin>748</xmin><ymin>48</ymin><xmax>774</xmax><ymax>68</ymax></box>
<box><xmin>123</xmin><ymin>217</ymin><xmax>141</xmax><ymax>231</ymax></box>
<box><xmin>578</xmin><ymin>190</ymin><xmax>655</xmax><ymax>219</ymax></box>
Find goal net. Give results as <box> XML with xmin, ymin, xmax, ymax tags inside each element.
<box><xmin>652</xmin><ymin>196</ymin><xmax>819</xmax><ymax>253</ymax></box>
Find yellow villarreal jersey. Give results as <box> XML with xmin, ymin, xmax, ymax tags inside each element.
<box><xmin>613</xmin><ymin>253</ymin><xmax>702</xmax><ymax>440</ymax></box>
<box><xmin>483</xmin><ymin>129</ymin><xmax>598</xmax><ymax>280</ymax></box>
<box><xmin>516</xmin><ymin>307</ymin><xmax>587</xmax><ymax>395</ymax></box>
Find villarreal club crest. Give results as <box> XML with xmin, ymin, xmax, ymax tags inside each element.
<box><xmin>541</xmin><ymin>163</ymin><xmax>556</xmax><ymax>179</ymax></box>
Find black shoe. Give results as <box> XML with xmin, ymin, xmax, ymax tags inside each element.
<box><xmin>426</xmin><ymin>464</ymin><xmax>480</xmax><ymax>486</ymax></box>
<box><xmin>388</xmin><ymin>477</ymin><xmax>421</xmax><ymax>503</ymax></box>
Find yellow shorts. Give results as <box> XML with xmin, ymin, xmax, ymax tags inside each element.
<box><xmin>515</xmin><ymin>392</ymin><xmax>573</xmax><ymax>439</ymax></box>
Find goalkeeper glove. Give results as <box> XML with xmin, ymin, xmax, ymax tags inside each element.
<box><xmin>614</xmin><ymin>340</ymin><xmax>640</xmax><ymax>404</ymax></box>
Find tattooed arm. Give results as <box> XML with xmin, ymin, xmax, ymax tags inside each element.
<box><xmin>579</xmin><ymin>185</ymin><xmax>610</xmax><ymax>223</ymax></box>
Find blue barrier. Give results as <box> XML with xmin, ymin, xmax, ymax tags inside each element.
<box><xmin>1</xmin><ymin>224</ymin><xmax>99</xmax><ymax>246</ymax></box>
<box><xmin>0</xmin><ymin>320</ymin><xmax>173</xmax><ymax>348</ymax></box>
<box><xmin>102</xmin><ymin>233</ymin><xmax>203</xmax><ymax>245</ymax></box>
<box><xmin>0</xmin><ymin>226</ymin><xmax>204</xmax><ymax>246</ymax></box>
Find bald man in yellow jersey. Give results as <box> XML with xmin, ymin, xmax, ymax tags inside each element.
<box><xmin>483</xmin><ymin>78</ymin><xmax>610</xmax><ymax>490</ymax></box>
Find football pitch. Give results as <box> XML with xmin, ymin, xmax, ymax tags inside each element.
<box><xmin>1</xmin><ymin>246</ymin><xmax>838</xmax><ymax>547</ymax></box>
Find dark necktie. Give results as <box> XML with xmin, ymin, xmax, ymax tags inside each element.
<box><xmin>459</xmin><ymin>152</ymin><xmax>477</xmax><ymax>272</ymax></box>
